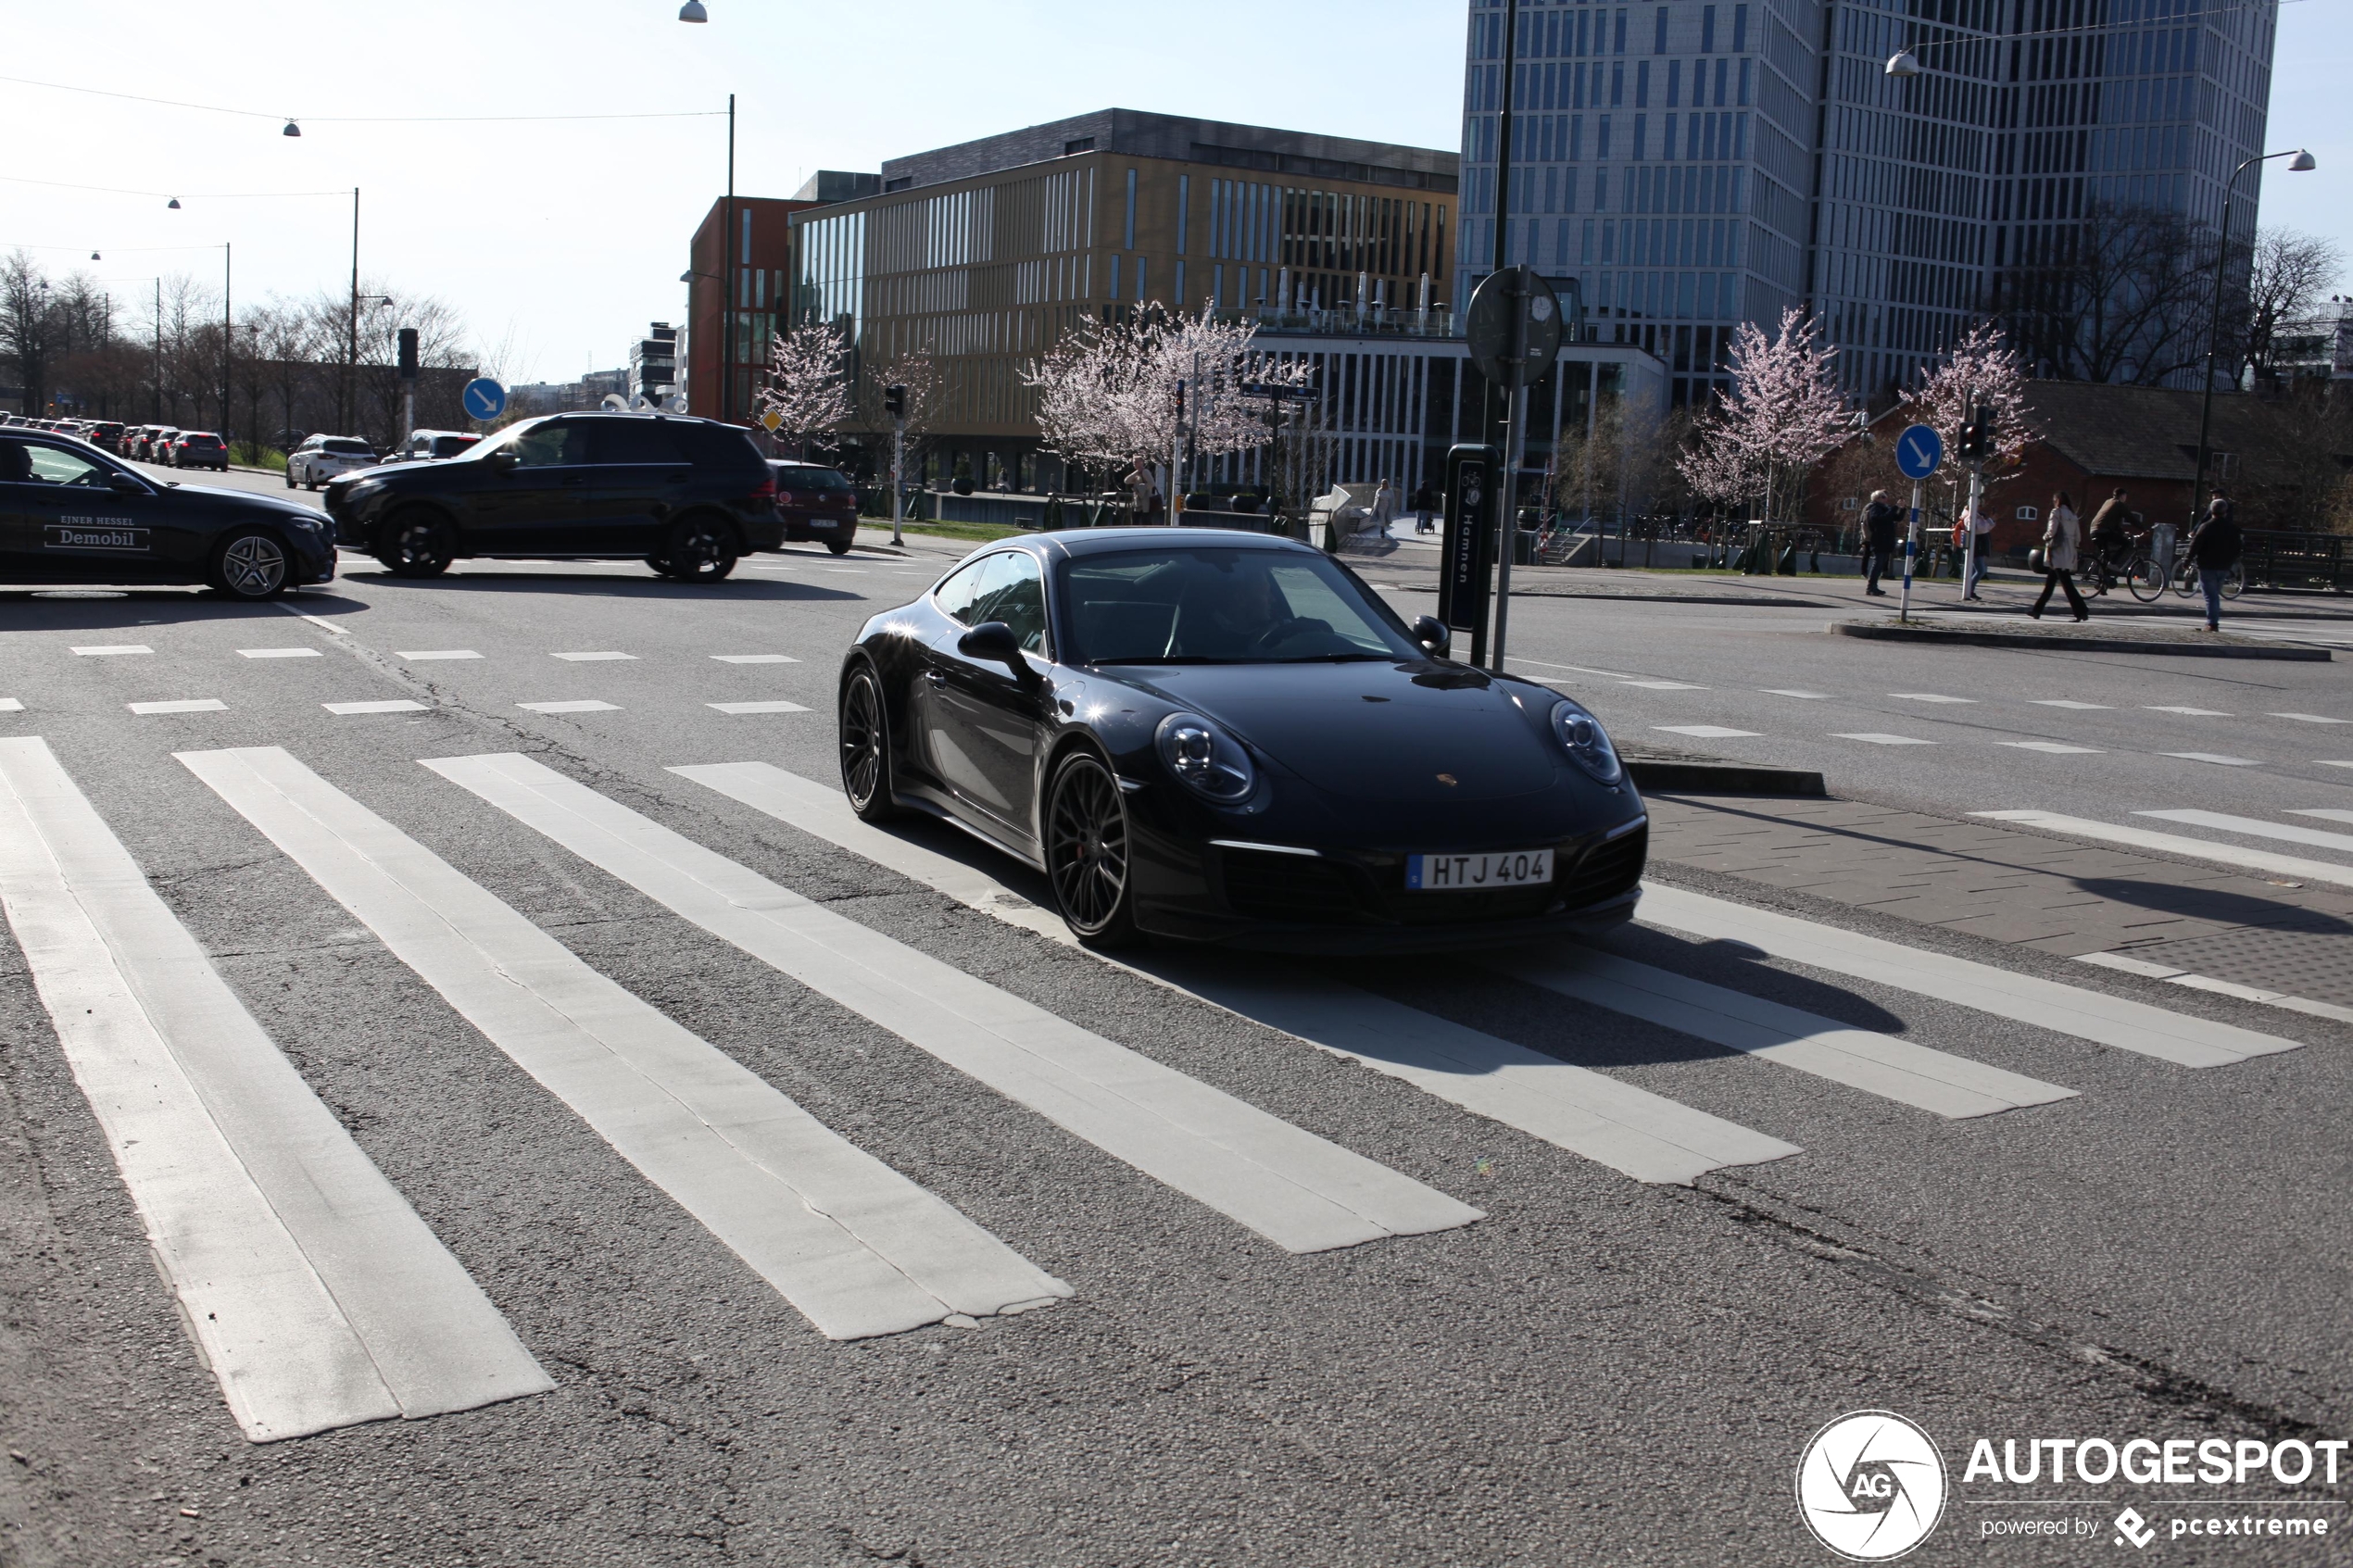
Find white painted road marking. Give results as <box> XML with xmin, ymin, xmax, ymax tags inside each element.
<box><xmin>2158</xmin><ymin>753</ymin><xmax>2262</xmax><ymax>767</ymax></box>
<box><xmin>551</xmin><ymin>651</ymin><xmax>636</xmax><ymax>661</ymax></box>
<box><xmin>239</xmin><ymin>647</ymin><xmax>322</xmax><ymax>659</ymax></box>
<box><xmin>2271</xmin><ymin>713</ymin><xmax>2349</xmax><ymax>725</ymax></box>
<box><xmin>1833</xmin><ymin>733</ymin><xmax>1936</xmax><ymax>746</ymax></box>
<box><xmin>2292</xmin><ymin>809</ymin><xmax>2353</xmax><ymax>826</ymax></box>
<box><xmin>673</xmin><ymin>762</ymin><xmax>1799</xmax><ymax>1186</ymax></box>
<box><xmin>183</xmin><ymin>746</ymin><xmax>1067</xmax><ymax>1341</ymax></box>
<box><xmin>439</xmin><ymin>752</ymin><xmax>1479</xmax><ymax>1252</ymax></box>
<box><xmin>1499</xmin><ymin>948</ymin><xmax>2078</xmax><ymax>1119</ymax></box>
<box><xmin>1975</xmin><ymin>809</ymin><xmax>2353</xmax><ymax>892</ymax></box>
<box><xmin>0</xmin><ymin>737</ymin><xmax>547</xmax><ymax>1441</ymax></box>
<box><xmin>1619</xmin><ymin>680</ymin><xmax>1708</xmax><ymax>691</ymax></box>
<box><xmin>2078</xmin><ymin>952</ymin><xmax>2353</xmax><ymax>1028</ymax></box>
<box><xmin>324</xmin><ymin>700</ymin><xmax>430</xmax><ymax>715</ymax></box>
<box><xmin>2145</xmin><ymin>705</ymin><xmax>2229</xmax><ymax>717</ymax></box>
<box><xmin>72</xmin><ymin>645</ymin><xmax>151</xmax><ymax>656</ymax></box>
<box><xmin>711</xmin><ymin>654</ymin><xmax>800</xmax><ymax>664</ymax></box>
<box><xmin>1762</xmin><ymin>689</ymin><xmax>1830</xmax><ymax>700</ymax></box>
<box><xmin>2138</xmin><ymin>809</ymin><xmax>2353</xmax><ymax>858</ymax></box>
<box><xmin>1654</xmin><ymin>726</ymin><xmax>1762</xmax><ymax>739</ymax></box>
<box><xmin>1888</xmin><ymin>693</ymin><xmax>1974</xmax><ymax>704</ymax></box>
<box><xmin>129</xmin><ymin>699</ymin><xmax>226</xmax><ymax>715</ymax></box>
<box><xmin>708</xmin><ymin>701</ymin><xmax>811</xmax><ymax>714</ymax></box>
<box><xmin>2032</xmin><ymin>700</ymin><xmax>2109</xmax><ymax>710</ymax></box>
<box><xmin>0</xmin><ymin>698</ymin><xmax>21</xmax><ymax>713</ymax></box>
<box><xmin>398</xmin><ymin>650</ymin><xmax>483</xmax><ymax>661</ymax></box>
<box><xmin>1635</xmin><ymin>883</ymin><xmax>2297</xmax><ymax>1069</ymax></box>
<box><xmin>519</xmin><ymin>700</ymin><xmax>621</xmax><ymax>714</ymax></box>
<box><xmin>1998</xmin><ymin>741</ymin><xmax>2105</xmax><ymax>755</ymax></box>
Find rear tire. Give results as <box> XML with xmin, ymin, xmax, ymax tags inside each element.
<box><xmin>838</xmin><ymin>665</ymin><xmax>900</xmax><ymax>822</ymax></box>
<box><xmin>658</xmin><ymin>515</ymin><xmax>738</xmax><ymax>582</ymax></box>
<box><xmin>1044</xmin><ymin>751</ymin><xmax>1139</xmax><ymax>949</ymax></box>
<box><xmin>826</xmin><ymin>539</ymin><xmax>854</xmax><ymax>556</ymax></box>
<box><xmin>284</xmin><ymin>468</ymin><xmax>296</xmax><ymax>489</ymax></box>
<box><xmin>208</xmin><ymin>527</ymin><xmax>290</xmax><ymax>599</ymax></box>
<box><xmin>375</xmin><ymin>509</ymin><xmax>454</xmax><ymax>577</ymax></box>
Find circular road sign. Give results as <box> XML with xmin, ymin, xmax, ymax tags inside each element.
<box><xmin>1894</xmin><ymin>423</ymin><xmax>1944</xmax><ymax>481</ymax></box>
<box><xmin>461</xmin><ymin>378</ymin><xmax>508</xmax><ymax>421</ymax></box>
<box><xmin>1466</xmin><ymin>266</ymin><xmax>1564</xmax><ymax>389</ymax></box>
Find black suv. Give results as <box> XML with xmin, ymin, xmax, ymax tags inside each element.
<box><xmin>323</xmin><ymin>411</ymin><xmax>783</xmax><ymax>582</ymax></box>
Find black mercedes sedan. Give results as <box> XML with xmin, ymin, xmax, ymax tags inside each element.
<box><xmin>0</xmin><ymin>430</ymin><xmax>335</xmax><ymax>598</ymax></box>
<box><xmin>323</xmin><ymin>410</ymin><xmax>785</xmax><ymax>582</ymax></box>
<box><xmin>837</xmin><ymin>528</ymin><xmax>1647</xmax><ymax>951</ymax></box>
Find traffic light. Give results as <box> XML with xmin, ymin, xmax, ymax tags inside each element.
<box><xmin>1174</xmin><ymin>379</ymin><xmax>1187</xmax><ymax>418</ymax></box>
<box><xmin>396</xmin><ymin>327</ymin><xmax>419</xmax><ymax>381</ymax></box>
<box><xmin>884</xmin><ymin>383</ymin><xmax>906</xmax><ymax>420</ymax></box>
<box><xmin>1957</xmin><ymin>402</ymin><xmax>1993</xmax><ymax>462</ymax></box>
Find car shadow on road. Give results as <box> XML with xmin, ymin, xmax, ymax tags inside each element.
<box><xmin>0</xmin><ymin>587</ymin><xmax>367</xmax><ymax>631</ymax></box>
<box><xmin>336</xmin><ymin>569</ymin><xmax>868</xmax><ymax>602</ymax></box>
<box><xmin>2068</xmin><ymin>876</ymin><xmax>2353</xmax><ymax>935</ymax></box>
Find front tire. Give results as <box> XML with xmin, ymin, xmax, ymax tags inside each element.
<box><xmin>375</xmin><ymin>508</ymin><xmax>454</xmax><ymax>577</ymax></box>
<box><xmin>2126</xmin><ymin>557</ymin><xmax>2167</xmax><ymax>603</ymax></box>
<box><xmin>658</xmin><ymin>515</ymin><xmax>738</xmax><ymax>582</ymax></box>
<box><xmin>838</xmin><ymin>665</ymin><xmax>900</xmax><ymax>822</ymax></box>
<box><xmin>1044</xmin><ymin>751</ymin><xmax>1139</xmax><ymax>948</ymax></box>
<box><xmin>284</xmin><ymin>467</ymin><xmax>296</xmax><ymax>489</ymax></box>
<box><xmin>826</xmin><ymin>539</ymin><xmax>854</xmax><ymax>557</ymax></box>
<box><xmin>208</xmin><ymin>527</ymin><xmax>290</xmax><ymax>599</ymax></box>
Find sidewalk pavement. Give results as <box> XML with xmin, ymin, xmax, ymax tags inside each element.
<box><xmin>1645</xmin><ymin>792</ymin><xmax>2353</xmax><ymax>1011</ymax></box>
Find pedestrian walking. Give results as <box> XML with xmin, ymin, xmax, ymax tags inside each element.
<box><xmin>1961</xmin><ymin>497</ymin><xmax>1996</xmax><ymax>599</ymax></box>
<box><xmin>1860</xmin><ymin>489</ymin><xmax>1899</xmax><ymax>596</ymax></box>
<box><xmin>1411</xmin><ymin>483</ymin><xmax>1438</xmax><ymax>534</ymax></box>
<box><xmin>2028</xmin><ymin>488</ymin><xmax>2089</xmax><ymax>621</ymax></box>
<box><xmin>2186</xmin><ymin>492</ymin><xmax>2243</xmax><ymax>633</ymax></box>
<box><xmin>1370</xmin><ymin>478</ymin><xmax>1399</xmax><ymax>539</ymax></box>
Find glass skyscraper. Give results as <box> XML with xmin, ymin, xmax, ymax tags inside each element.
<box><xmin>1457</xmin><ymin>0</ymin><xmax>2280</xmax><ymax>408</ymax></box>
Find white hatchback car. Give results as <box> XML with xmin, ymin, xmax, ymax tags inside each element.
<box><xmin>286</xmin><ymin>434</ymin><xmax>378</xmax><ymax>490</ymax></box>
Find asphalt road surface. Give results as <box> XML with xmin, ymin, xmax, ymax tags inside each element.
<box><xmin>1</xmin><ymin>521</ymin><xmax>2347</xmax><ymax>1566</ymax></box>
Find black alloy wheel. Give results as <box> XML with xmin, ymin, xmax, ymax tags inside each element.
<box><xmin>838</xmin><ymin>666</ymin><xmax>899</xmax><ymax>822</ymax></box>
<box><xmin>659</xmin><ymin>515</ymin><xmax>738</xmax><ymax>582</ymax></box>
<box><xmin>1045</xmin><ymin>752</ymin><xmax>1138</xmax><ymax>947</ymax></box>
<box><xmin>376</xmin><ymin>509</ymin><xmax>455</xmax><ymax>577</ymax></box>
<box><xmin>208</xmin><ymin>527</ymin><xmax>290</xmax><ymax>599</ymax></box>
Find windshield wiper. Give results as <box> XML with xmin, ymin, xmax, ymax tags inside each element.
<box><xmin>1267</xmin><ymin>651</ymin><xmax>1398</xmax><ymax>663</ymax></box>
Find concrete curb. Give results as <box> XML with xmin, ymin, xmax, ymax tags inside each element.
<box><xmin>1623</xmin><ymin>756</ymin><xmax>1827</xmax><ymax>797</ymax></box>
<box><xmin>1829</xmin><ymin>619</ymin><xmax>2331</xmax><ymax>661</ymax></box>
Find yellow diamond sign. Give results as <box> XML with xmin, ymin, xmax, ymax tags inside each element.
<box><xmin>760</xmin><ymin>409</ymin><xmax>783</xmax><ymax>433</ymax></box>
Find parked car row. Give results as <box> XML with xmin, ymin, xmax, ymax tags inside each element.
<box><xmin>2</xmin><ymin>416</ymin><xmax>232</xmax><ymax>469</ymax></box>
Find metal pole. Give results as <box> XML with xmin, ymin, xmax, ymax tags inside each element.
<box><xmin>891</xmin><ymin>417</ymin><xmax>905</xmax><ymax>546</ymax></box>
<box><xmin>1900</xmin><ymin>481</ymin><xmax>1921</xmax><ymax>622</ymax></box>
<box><xmin>347</xmin><ymin>188</ymin><xmax>359</xmax><ymax>435</ymax></box>
<box><xmin>1480</xmin><ymin>0</ymin><xmax>1521</xmax><ymax>670</ymax></box>
<box><xmin>1961</xmin><ymin>460</ymin><xmax>1985</xmax><ymax>601</ymax></box>
<box><xmin>2191</xmin><ymin>155</ymin><xmax>2259</xmax><ymax>536</ymax></box>
<box><xmin>723</xmin><ymin>93</ymin><xmax>736</xmax><ymax>426</ymax></box>
<box><xmin>1491</xmin><ymin>370</ymin><xmax>1527</xmax><ymax>671</ymax></box>
<box><xmin>152</xmin><ymin>279</ymin><xmax>161</xmax><ymax>421</ymax></box>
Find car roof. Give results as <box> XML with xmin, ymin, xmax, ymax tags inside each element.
<box><xmin>1013</xmin><ymin>526</ymin><xmax>1317</xmax><ymax>561</ymax></box>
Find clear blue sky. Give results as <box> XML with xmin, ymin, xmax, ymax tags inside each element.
<box><xmin>6</xmin><ymin>0</ymin><xmax>2342</xmax><ymax>383</ymax></box>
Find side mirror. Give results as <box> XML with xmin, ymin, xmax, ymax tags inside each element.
<box><xmin>107</xmin><ymin>471</ymin><xmax>147</xmax><ymax>495</ymax></box>
<box><xmin>488</xmin><ymin>447</ymin><xmax>521</xmax><ymax>471</ymax></box>
<box><xmin>957</xmin><ymin>620</ymin><xmax>1025</xmax><ymax>669</ymax></box>
<box><xmin>1413</xmin><ymin>615</ymin><xmax>1452</xmax><ymax>659</ymax></box>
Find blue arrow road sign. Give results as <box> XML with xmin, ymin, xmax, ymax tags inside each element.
<box><xmin>1894</xmin><ymin>422</ymin><xmax>1944</xmax><ymax>480</ymax></box>
<box><xmin>461</xmin><ymin>378</ymin><xmax>508</xmax><ymax>421</ymax></box>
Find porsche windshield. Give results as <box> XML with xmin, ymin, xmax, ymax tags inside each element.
<box><xmin>1060</xmin><ymin>546</ymin><xmax>1421</xmax><ymax>664</ymax></box>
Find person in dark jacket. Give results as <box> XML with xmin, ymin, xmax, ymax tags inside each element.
<box><xmin>2083</xmin><ymin>487</ymin><xmax>2131</xmax><ymax>595</ymax></box>
<box><xmin>2186</xmin><ymin>493</ymin><xmax>2243</xmax><ymax>633</ymax></box>
<box><xmin>1861</xmin><ymin>490</ymin><xmax>1899</xmax><ymax>596</ymax></box>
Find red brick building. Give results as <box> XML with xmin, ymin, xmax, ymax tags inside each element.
<box><xmin>1811</xmin><ymin>383</ymin><xmax>2336</xmax><ymax>559</ymax></box>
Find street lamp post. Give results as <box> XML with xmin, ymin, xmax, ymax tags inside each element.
<box><xmin>2189</xmin><ymin>148</ymin><xmax>2318</xmax><ymax>533</ymax></box>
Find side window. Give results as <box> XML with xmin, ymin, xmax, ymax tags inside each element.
<box><xmin>510</xmin><ymin>421</ymin><xmax>587</xmax><ymax>468</ymax></box>
<box><xmin>933</xmin><ymin>555</ymin><xmax>997</xmax><ymax>625</ymax></box>
<box><xmin>19</xmin><ymin>444</ymin><xmax>108</xmax><ymax>488</ymax></box>
<box><xmin>970</xmin><ymin>552</ymin><xmax>1047</xmax><ymax>654</ymax></box>
<box><xmin>590</xmin><ymin>421</ymin><xmax>686</xmax><ymax>465</ymax></box>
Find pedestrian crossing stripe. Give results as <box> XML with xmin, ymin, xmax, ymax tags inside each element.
<box><xmin>180</xmin><ymin>745</ymin><xmax>1070</xmax><ymax>1343</ymax></box>
<box><xmin>429</xmin><ymin>751</ymin><xmax>1482</xmax><ymax>1252</ymax></box>
<box><xmin>0</xmin><ymin>736</ymin><xmax>549</xmax><ymax>1442</ymax></box>
<box><xmin>671</xmin><ymin>761</ymin><xmax>1801</xmax><ymax>1186</ymax></box>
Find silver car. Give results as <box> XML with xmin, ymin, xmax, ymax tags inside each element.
<box><xmin>286</xmin><ymin>434</ymin><xmax>378</xmax><ymax>491</ymax></box>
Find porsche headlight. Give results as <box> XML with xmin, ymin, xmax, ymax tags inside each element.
<box><xmin>1156</xmin><ymin>711</ymin><xmax>1256</xmax><ymax>803</ymax></box>
<box><xmin>1549</xmin><ymin>698</ymin><xmax>1624</xmax><ymax>785</ymax></box>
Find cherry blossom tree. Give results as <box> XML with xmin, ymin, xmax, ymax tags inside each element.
<box><xmin>1893</xmin><ymin>319</ymin><xmax>2040</xmax><ymax>490</ymax></box>
<box><xmin>1678</xmin><ymin>308</ymin><xmax>1848</xmax><ymax>522</ymax></box>
<box><xmin>759</xmin><ymin>318</ymin><xmax>852</xmax><ymax>457</ymax></box>
<box><xmin>1023</xmin><ymin>305</ymin><xmax>1313</xmax><ymax>478</ymax></box>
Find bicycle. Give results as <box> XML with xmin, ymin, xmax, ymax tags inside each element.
<box><xmin>2170</xmin><ymin>556</ymin><xmax>2245</xmax><ymax>601</ymax></box>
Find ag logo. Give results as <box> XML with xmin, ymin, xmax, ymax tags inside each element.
<box><xmin>1795</xmin><ymin>1411</ymin><xmax>1947</xmax><ymax>1561</ymax></box>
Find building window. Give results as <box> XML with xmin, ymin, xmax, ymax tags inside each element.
<box><xmin>1702</xmin><ymin>5</ymin><xmax>1717</xmax><ymax>53</ymax></box>
<box><xmin>1110</xmin><ymin>254</ymin><xmax>1120</xmax><ymax>300</ymax></box>
<box><xmin>1176</xmin><ymin>259</ymin><xmax>1186</xmax><ymax>304</ymax></box>
<box><xmin>1637</xmin><ymin>59</ymin><xmax>1650</xmax><ymax>107</ymax></box>
<box><xmin>1177</xmin><ymin>174</ymin><xmax>1189</xmax><ymax>255</ymax></box>
<box><xmin>1125</xmin><ymin>169</ymin><xmax>1138</xmax><ymax>250</ymax></box>
<box><xmin>1063</xmin><ymin>136</ymin><xmax>1095</xmax><ymax>156</ymax></box>
<box><xmin>1654</xmin><ymin>5</ymin><xmax>1668</xmax><ymax>54</ymax></box>
<box><xmin>1732</xmin><ymin>4</ymin><xmax>1749</xmax><ymax>53</ymax></box>
<box><xmin>1136</xmin><ymin>257</ymin><xmax>1147</xmax><ymax>301</ymax></box>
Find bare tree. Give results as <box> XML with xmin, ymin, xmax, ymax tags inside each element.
<box><xmin>2234</xmin><ymin>228</ymin><xmax>2345</xmax><ymax>387</ymax></box>
<box><xmin>1999</xmin><ymin>201</ymin><xmax>2213</xmax><ymax>385</ymax></box>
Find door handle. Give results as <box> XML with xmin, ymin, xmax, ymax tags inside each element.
<box><xmin>924</xmin><ymin>670</ymin><xmax>947</xmax><ymax>687</ymax></box>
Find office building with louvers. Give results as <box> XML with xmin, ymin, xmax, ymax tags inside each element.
<box><xmin>1454</xmin><ymin>0</ymin><xmax>2281</xmax><ymax>408</ymax></box>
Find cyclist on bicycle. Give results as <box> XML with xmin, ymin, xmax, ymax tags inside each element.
<box><xmin>2083</xmin><ymin>487</ymin><xmax>2133</xmax><ymax>595</ymax></box>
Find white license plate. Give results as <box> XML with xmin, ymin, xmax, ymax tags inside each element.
<box><xmin>1405</xmin><ymin>847</ymin><xmax>1554</xmax><ymax>891</ymax></box>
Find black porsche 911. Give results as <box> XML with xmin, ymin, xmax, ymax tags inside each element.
<box><xmin>837</xmin><ymin>527</ymin><xmax>1647</xmax><ymax>951</ymax></box>
<box><xmin>0</xmin><ymin>431</ymin><xmax>336</xmax><ymax>598</ymax></box>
